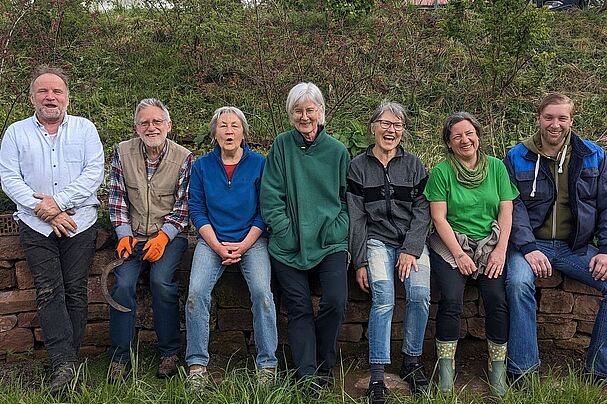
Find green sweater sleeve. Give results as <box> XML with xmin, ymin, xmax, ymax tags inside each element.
<box><xmin>260</xmin><ymin>137</ymin><xmax>292</xmax><ymax>237</ymax></box>
<box><xmin>336</xmin><ymin>147</ymin><xmax>351</xmax><ymax>244</ymax></box>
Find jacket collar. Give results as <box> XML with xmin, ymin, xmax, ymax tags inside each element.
<box><xmin>211</xmin><ymin>143</ymin><xmax>250</xmax><ymax>161</ymax></box>
<box><xmin>523</xmin><ymin>132</ymin><xmax>591</xmax><ymax>161</ymax></box>
<box><xmin>291</xmin><ymin>126</ymin><xmax>327</xmax><ymax>148</ymax></box>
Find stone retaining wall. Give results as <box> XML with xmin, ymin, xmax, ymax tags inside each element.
<box><xmin>0</xmin><ymin>228</ymin><xmax>601</xmax><ymax>362</ymax></box>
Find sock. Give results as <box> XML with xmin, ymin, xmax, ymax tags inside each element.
<box><xmin>370</xmin><ymin>363</ymin><xmax>384</xmax><ymax>384</ymax></box>
<box><xmin>402</xmin><ymin>353</ymin><xmax>420</xmax><ymax>368</ymax></box>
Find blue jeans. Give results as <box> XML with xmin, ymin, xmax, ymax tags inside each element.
<box><xmin>506</xmin><ymin>240</ymin><xmax>607</xmax><ymax>377</ymax></box>
<box><xmin>19</xmin><ymin>222</ymin><xmax>96</xmax><ymax>370</ymax></box>
<box><xmin>109</xmin><ymin>237</ymin><xmax>187</xmax><ymax>364</ymax></box>
<box><xmin>366</xmin><ymin>239</ymin><xmax>430</xmax><ymax>364</ymax></box>
<box><xmin>185</xmin><ymin>238</ymin><xmax>277</xmax><ymax>369</ymax></box>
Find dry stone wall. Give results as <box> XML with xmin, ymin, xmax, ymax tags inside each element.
<box><xmin>0</xmin><ymin>227</ymin><xmax>602</xmax><ymax>362</ymax></box>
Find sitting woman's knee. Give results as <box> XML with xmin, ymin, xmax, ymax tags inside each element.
<box><xmin>407</xmin><ymin>285</ymin><xmax>430</xmax><ymax>304</ymax></box>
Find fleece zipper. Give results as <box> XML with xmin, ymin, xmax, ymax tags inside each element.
<box><xmin>370</xmin><ymin>155</ymin><xmax>405</xmax><ymax>245</ymax></box>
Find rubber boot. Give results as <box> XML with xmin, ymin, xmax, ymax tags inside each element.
<box><xmin>487</xmin><ymin>339</ymin><xmax>508</xmax><ymax>397</ymax></box>
<box><xmin>436</xmin><ymin>339</ymin><xmax>457</xmax><ymax>394</ymax></box>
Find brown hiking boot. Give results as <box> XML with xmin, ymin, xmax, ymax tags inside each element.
<box><xmin>108</xmin><ymin>361</ymin><xmax>130</xmax><ymax>383</ymax></box>
<box><xmin>157</xmin><ymin>355</ymin><xmax>180</xmax><ymax>379</ymax></box>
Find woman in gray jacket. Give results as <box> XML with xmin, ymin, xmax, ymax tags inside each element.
<box><xmin>346</xmin><ymin>101</ymin><xmax>431</xmax><ymax>403</ymax></box>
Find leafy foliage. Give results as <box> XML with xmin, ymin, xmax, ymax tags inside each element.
<box><xmin>441</xmin><ymin>0</ymin><xmax>553</xmax><ymax>98</ymax></box>
<box><xmin>0</xmin><ymin>0</ymin><xmax>605</xmax><ymax>205</ymax></box>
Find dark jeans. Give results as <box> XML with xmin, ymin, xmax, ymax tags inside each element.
<box><xmin>109</xmin><ymin>238</ymin><xmax>187</xmax><ymax>364</ymax></box>
<box><xmin>430</xmin><ymin>248</ymin><xmax>508</xmax><ymax>343</ymax></box>
<box><xmin>19</xmin><ymin>222</ymin><xmax>97</xmax><ymax>370</ymax></box>
<box><xmin>271</xmin><ymin>251</ymin><xmax>348</xmax><ymax>379</ymax></box>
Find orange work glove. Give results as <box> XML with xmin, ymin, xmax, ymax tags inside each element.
<box><xmin>116</xmin><ymin>236</ymin><xmax>138</xmax><ymax>258</ymax></box>
<box><xmin>142</xmin><ymin>231</ymin><xmax>170</xmax><ymax>262</ymax></box>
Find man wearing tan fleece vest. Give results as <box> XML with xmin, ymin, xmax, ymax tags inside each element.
<box><xmin>107</xmin><ymin>98</ymin><xmax>193</xmax><ymax>382</ymax></box>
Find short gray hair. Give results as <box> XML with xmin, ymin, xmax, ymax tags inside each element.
<box><xmin>285</xmin><ymin>82</ymin><xmax>326</xmax><ymax>126</ymax></box>
<box><xmin>210</xmin><ymin>106</ymin><xmax>250</xmax><ymax>141</ymax></box>
<box><xmin>368</xmin><ymin>101</ymin><xmax>407</xmax><ymax>135</ymax></box>
<box><xmin>442</xmin><ymin>111</ymin><xmax>482</xmax><ymax>152</ymax></box>
<box><xmin>29</xmin><ymin>65</ymin><xmax>70</xmax><ymax>96</ymax></box>
<box><xmin>134</xmin><ymin>98</ymin><xmax>171</xmax><ymax>125</ymax></box>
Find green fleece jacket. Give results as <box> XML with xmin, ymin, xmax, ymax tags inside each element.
<box><xmin>260</xmin><ymin>128</ymin><xmax>350</xmax><ymax>270</ymax></box>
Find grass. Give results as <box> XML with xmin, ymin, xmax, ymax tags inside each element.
<box><xmin>0</xmin><ymin>350</ymin><xmax>606</xmax><ymax>404</ymax></box>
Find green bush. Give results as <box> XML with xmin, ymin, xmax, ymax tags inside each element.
<box><xmin>0</xmin><ymin>0</ymin><xmax>605</xmax><ymax>170</ymax></box>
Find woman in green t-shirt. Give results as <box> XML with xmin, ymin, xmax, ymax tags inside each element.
<box><xmin>424</xmin><ymin>112</ymin><xmax>519</xmax><ymax>396</ymax></box>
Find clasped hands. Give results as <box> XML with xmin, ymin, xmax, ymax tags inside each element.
<box><xmin>454</xmin><ymin>247</ymin><xmax>505</xmax><ymax>279</ymax></box>
<box><xmin>214</xmin><ymin>241</ymin><xmax>252</xmax><ymax>266</ymax></box>
<box><xmin>33</xmin><ymin>193</ymin><xmax>76</xmax><ymax>237</ymax></box>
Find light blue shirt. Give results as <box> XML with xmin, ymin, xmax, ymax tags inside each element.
<box><xmin>0</xmin><ymin>114</ymin><xmax>104</xmax><ymax>237</ymax></box>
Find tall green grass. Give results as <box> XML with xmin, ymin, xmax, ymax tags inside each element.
<box><xmin>1</xmin><ymin>354</ymin><xmax>605</xmax><ymax>403</ymax></box>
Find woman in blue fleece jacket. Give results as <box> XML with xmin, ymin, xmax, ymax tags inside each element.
<box><xmin>185</xmin><ymin>107</ymin><xmax>277</xmax><ymax>389</ymax></box>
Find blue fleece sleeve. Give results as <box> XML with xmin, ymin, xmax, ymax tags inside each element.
<box><xmin>189</xmin><ymin>157</ymin><xmax>211</xmax><ymax>231</ymax></box>
<box><xmin>594</xmin><ymin>149</ymin><xmax>607</xmax><ymax>254</ymax></box>
<box><xmin>504</xmin><ymin>151</ymin><xmax>537</xmax><ymax>254</ymax></box>
<box><xmin>252</xmin><ymin>157</ymin><xmax>267</xmax><ymax>232</ymax></box>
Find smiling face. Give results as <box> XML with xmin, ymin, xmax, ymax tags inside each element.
<box><xmin>30</xmin><ymin>73</ymin><xmax>69</xmax><ymax>125</ymax></box>
<box><xmin>372</xmin><ymin>111</ymin><xmax>403</xmax><ymax>154</ymax></box>
<box><xmin>538</xmin><ymin>103</ymin><xmax>573</xmax><ymax>153</ymax></box>
<box><xmin>447</xmin><ymin>119</ymin><xmax>479</xmax><ymax>164</ymax></box>
<box><xmin>135</xmin><ymin>106</ymin><xmax>171</xmax><ymax>150</ymax></box>
<box><xmin>292</xmin><ymin>99</ymin><xmax>321</xmax><ymax>142</ymax></box>
<box><xmin>214</xmin><ymin>112</ymin><xmax>244</xmax><ymax>153</ymax></box>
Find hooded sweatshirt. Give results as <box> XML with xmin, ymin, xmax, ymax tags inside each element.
<box><xmin>523</xmin><ymin>133</ymin><xmax>572</xmax><ymax>240</ymax></box>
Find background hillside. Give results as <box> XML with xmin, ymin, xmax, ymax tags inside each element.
<box><xmin>0</xmin><ymin>0</ymin><xmax>606</xmax><ymax>172</ymax></box>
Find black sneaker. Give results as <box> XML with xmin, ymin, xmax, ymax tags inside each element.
<box><xmin>366</xmin><ymin>380</ymin><xmax>388</xmax><ymax>404</ymax></box>
<box><xmin>49</xmin><ymin>362</ymin><xmax>76</xmax><ymax>394</ymax></box>
<box><xmin>507</xmin><ymin>371</ymin><xmax>527</xmax><ymax>390</ymax></box>
<box><xmin>399</xmin><ymin>362</ymin><xmax>429</xmax><ymax>395</ymax></box>
<box><xmin>583</xmin><ymin>367</ymin><xmax>607</xmax><ymax>385</ymax></box>
<box><xmin>317</xmin><ymin>369</ymin><xmax>334</xmax><ymax>388</ymax></box>
<box><xmin>302</xmin><ymin>376</ymin><xmax>323</xmax><ymax>399</ymax></box>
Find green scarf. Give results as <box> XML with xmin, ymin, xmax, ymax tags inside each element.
<box><xmin>447</xmin><ymin>150</ymin><xmax>488</xmax><ymax>189</ymax></box>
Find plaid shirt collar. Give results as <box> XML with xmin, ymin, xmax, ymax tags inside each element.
<box><xmin>141</xmin><ymin>139</ymin><xmax>168</xmax><ymax>164</ymax></box>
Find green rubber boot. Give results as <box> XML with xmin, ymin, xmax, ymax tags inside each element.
<box><xmin>436</xmin><ymin>339</ymin><xmax>457</xmax><ymax>394</ymax></box>
<box><xmin>487</xmin><ymin>340</ymin><xmax>508</xmax><ymax>397</ymax></box>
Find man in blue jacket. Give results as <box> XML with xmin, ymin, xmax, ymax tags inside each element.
<box><xmin>504</xmin><ymin>93</ymin><xmax>607</xmax><ymax>382</ymax></box>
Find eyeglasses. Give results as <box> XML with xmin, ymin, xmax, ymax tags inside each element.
<box><xmin>136</xmin><ymin>119</ymin><xmax>166</xmax><ymax>129</ymax></box>
<box><xmin>375</xmin><ymin>120</ymin><xmax>404</xmax><ymax>131</ymax></box>
<box><xmin>293</xmin><ymin>108</ymin><xmax>318</xmax><ymax>118</ymax></box>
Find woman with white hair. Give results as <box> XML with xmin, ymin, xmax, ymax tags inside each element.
<box><xmin>260</xmin><ymin>82</ymin><xmax>350</xmax><ymax>390</ymax></box>
<box><xmin>185</xmin><ymin>106</ymin><xmax>278</xmax><ymax>389</ymax></box>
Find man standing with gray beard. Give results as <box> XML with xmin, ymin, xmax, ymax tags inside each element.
<box><xmin>0</xmin><ymin>65</ymin><xmax>104</xmax><ymax>393</ymax></box>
